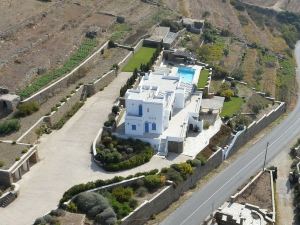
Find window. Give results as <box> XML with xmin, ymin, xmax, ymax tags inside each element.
<box><xmin>132</xmin><ymin>125</ymin><xmax>136</xmax><ymax>130</ymax></box>
<box><xmin>152</xmin><ymin>123</ymin><xmax>156</xmax><ymax>131</ymax></box>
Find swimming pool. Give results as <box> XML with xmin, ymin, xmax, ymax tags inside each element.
<box><xmin>177</xmin><ymin>67</ymin><xmax>196</xmax><ymax>83</ymax></box>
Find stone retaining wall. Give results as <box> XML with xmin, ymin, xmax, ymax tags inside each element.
<box><xmin>45</xmin><ymin>86</ymin><xmax>84</xmax><ymax>126</ymax></box>
<box><xmin>224</xmin><ymin>102</ymin><xmax>286</xmax><ymax>158</ymax></box>
<box><xmin>21</xmin><ymin>41</ymin><xmax>109</xmax><ymax>105</ymax></box>
<box><xmin>121</xmin><ymin>149</ymin><xmax>223</xmax><ymax>225</ymax></box>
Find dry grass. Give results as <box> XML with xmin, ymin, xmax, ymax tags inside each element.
<box><xmin>222</xmin><ymin>41</ymin><xmax>245</xmax><ymax>73</ymax></box>
<box><xmin>178</xmin><ymin>0</ymin><xmax>190</xmax><ymax>17</ymax></box>
<box><xmin>241</xmin><ymin>48</ymin><xmax>258</xmax><ymax>86</ymax></box>
<box><xmin>235</xmin><ymin>171</ymin><xmax>273</xmax><ymax>212</ymax></box>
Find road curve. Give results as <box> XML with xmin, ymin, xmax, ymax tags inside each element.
<box><xmin>161</xmin><ymin>41</ymin><xmax>300</xmax><ymax>225</ymax></box>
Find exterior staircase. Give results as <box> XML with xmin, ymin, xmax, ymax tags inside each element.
<box><xmin>0</xmin><ymin>192</ymin><xmax>16</xmax><ymax>207</ymax></box>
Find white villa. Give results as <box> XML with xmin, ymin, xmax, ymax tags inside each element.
<box><xmin>122</xmin><ymin>65</ymin><xmax>204</xmax><ymax>155</ymax></box>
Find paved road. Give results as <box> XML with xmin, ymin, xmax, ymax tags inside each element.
<box><xmin>161</xmin><ymin>42</ymin><xmax>300</xmax><ymax>225</ymax></box>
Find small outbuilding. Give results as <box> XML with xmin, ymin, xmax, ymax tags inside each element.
<box><xmin>0</xmin><ymin>94</ymin><xmax>20</xmax><ymax>117</ymax></box>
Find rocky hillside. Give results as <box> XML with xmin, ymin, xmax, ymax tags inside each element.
<box><xmin>241</xmin><ymin>0</ymin><xmax>300</xmax><ymax>13</ymax></box>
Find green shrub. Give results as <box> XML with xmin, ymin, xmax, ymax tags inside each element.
<box><xmin>21</xmin><ymin>149</ymin><xmax>28</xmax><ymax>154</ymax></box>
<box><xmin>136</xmin><ymin>186</ymin><xmax>148</xmax><ymax>197</ymax></box>
<box><xmin>171</xmin><ymin>163</ymin><xmax>193</xmax><ymax>180</ymax></box>
<box><xmin>161</xmin><ymin>168</ymin><xmax>183</xmax><ymax>185</ymax></box>
<box><xmin>50</xmin><ymin>209</ymin><xmax>66</xmax><ymax>217</ymax></box>
<box><xmin>15</xmin><ymin>101</ymin><xmax>39</xmax><ymax>117</ymax></box>
<box><xmin>109</xmin><ymin>197</ymin><xmax>132</xmax><ymax>219</ymax></box>
<box><xmin>0</xmin><ymin>119</ymin><xmax>20</xmax><ymax>135</ymax></box>
<box><xmin>144</xmin><ymin>175</ymin><xmax>165</xmax><ymax>191</ymax></box>
<box><xmin>203</xmin><ymin>121</ymin><xmax>210</xmax><ymax>130</ymax></box>
<box><xmin>15</xmin><ymin>157</ymin><xmax>20</xmax><ymax>161</ymax></box>
<box><xmin>0</xmin><ymin>161</ymin><xmax>4</xmax><ymax>168</ymax></box>
<box><xmin>196</xmin><ymin>153</ymin><xmax>207</xmax><ymax>165</ymax></box>
<box><xmin>112</xmin><ymin>187</ymin><xmax>133</xmax><ymax>203</ymax></box>
<box><xmin>95</xmin><ymin>208</ymin><xmax>117</xmax><ymax>225</ymax></box>
<box><xmin>66</xmin><ymin>202</ymin><xmax>78</xmax><ymax>213</ymax></box>
<box><xmin>112</xmin><ymin>105</ymin><xmax>120</xmax><ymax>114</ymax></box>
<box><xmin>73</xmin><ymin>192</ymin><xmax>109</xmax><ymax>214</ymax></box>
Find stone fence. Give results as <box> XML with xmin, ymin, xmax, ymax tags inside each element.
<box><xmin>21</xmin><ymin>41</ymin><xmax>109</xmax><ymax>105</ymax></box>
<box><xmin>223</xmin><ymin>101</ymin><xmax>286</xmax><ymax>159</ymax></box>
<box><xmin>121</xmin><ymin>148</ymin><xmax>223</xmax><ymax>225</ymax></box>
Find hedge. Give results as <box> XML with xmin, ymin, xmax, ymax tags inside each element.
<box><xmin>103</xmin><ymin>147</ymin><xmax>154</xmax><ymax>171</ymax></box>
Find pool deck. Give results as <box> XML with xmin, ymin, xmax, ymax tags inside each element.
<box><xmin>160</xmin><ymin>61</ymin><xmax>202</xmax><ymax>85</ymax></box>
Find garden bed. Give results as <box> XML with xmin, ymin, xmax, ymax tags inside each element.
<box><xmin>95</xmin><ymin>134</ymin><xmax>154</xmax><ymax>171</ymax></box>
<box><xmin>0</xmin><ymin>142</ymin><xmax>29</xmax><ymax>170</ymax></box>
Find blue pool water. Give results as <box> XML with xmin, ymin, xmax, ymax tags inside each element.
<box><xmin>177</xmin><ymin>67</ymin><xmax>195</xmax><ymax>83</ymax></box>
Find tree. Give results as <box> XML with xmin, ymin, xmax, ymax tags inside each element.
<box><xmin>221</xmin><ymin>89</ymin><xmax>234</xmax><ymax>101</ymax></box>
<box><xmin>223</xmin><ymin>48</ymin><xmax>229</xmax><ymax>57</ymax></box>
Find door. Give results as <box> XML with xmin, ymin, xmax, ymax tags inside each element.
<box><xmin>145</xmin><ymin>122</ymin><xmax>149</xmax><ymax>133</ymax></box>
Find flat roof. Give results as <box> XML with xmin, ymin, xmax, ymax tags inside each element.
<box><xmin>218</xmin><ymin>202</ymin><xmax>268</xmax><ymax>225</ymax></box>
<box><xmin>146</xmin><ymin>26</ymin><xmax>170</xmax><ymax>42</ymax></box>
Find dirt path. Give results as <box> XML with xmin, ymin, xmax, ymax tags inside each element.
<box><xmin>271</xmin><ymin>147</ymin><xmax>295</xmax><ymax>225</ymax></box>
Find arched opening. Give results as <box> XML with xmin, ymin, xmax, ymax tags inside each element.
<box><xmin>0</xmin><ymin>100</ymin><xmax>8</xmax><ymax>113</ymax></box>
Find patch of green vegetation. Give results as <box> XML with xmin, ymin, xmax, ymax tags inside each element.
<box><xmin>122</xmin><ymin>47</ymin><xmax>156</xmax><ymax>72</ymax></box>
<box><xmin>197</xmin><ymin>69</ymin><xmax>210</xmax><ymax>89</ymax></box>
<box><xmin>19</xmin><ymin>38</ymin><xmax>98</xmax><ymax>99</ymax></box>
<box><xmin>197</xmin><ymin>38</ymin><xmax>226</xmax><ymax>64</ymax></box>
<box><xmin>276</xmin><ymin>56</ymin><xmax>296</xmax><ymax>102</ymax></box>
<box><xmin>0</xmin><ymin>119</ymin><xmax>20</xmax><ymax>136</ymax></box>
<box><xmin>96</xmin><ymin>135</ymin><xmax>154</xmax><ymax>171</ymax></box>
<box><xmin>220</xmin><ymin>97</ymin><xmax>244</xmax><ymax>117</ymax></box>
<box><xmin>14</xmin><ymin>101</ymin><xmax>39</xmax><ymax>118</ymax></box>
<box><xmin>110</xmin><ymin>23</ymin><xmax>132</xmax><ymax>42</ymax></box>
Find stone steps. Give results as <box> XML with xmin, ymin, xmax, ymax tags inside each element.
<box><xmin>0</xmin><ymin>193</ymin><xmax>16</xmax><ymax>208</ymax></box>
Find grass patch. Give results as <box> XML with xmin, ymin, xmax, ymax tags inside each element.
<box><xmin>220</xmin><ymin>97</ymin><xmax>244</xmax><ymax>117</ymax></box>
<box><xmin>122</xmin><ymin>47</ymin><xmax>156</xmax><ymax>72</ymax></box>
<box><xmin>197</xmin><ymin>69</ymin><xmax>210</xmax><ymax>89</ymax></box>
<box><xmin>19</xmin><ymin>38</ymin><xmax>98</xmax><ymax>99</ymax></box>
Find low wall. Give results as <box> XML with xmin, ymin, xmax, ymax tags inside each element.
<box><xmin>21</xmin><ymin>41</ymin><xmax>109</xmax><ymax>105</ymax></box>
<box><xmin>45</xmin><ymin>85</ymin><xmax>84</xmax><ymax>126</ymax></box>
<box><xmin>17</xmin><ymin>117</ymin><xmax>46</xmax><ymax>144</ymax></box>
<box><xmin>17</xmin><ymin>86</ymin><xmax>85</xmax><ymax>144</ymax></box>
<box><xmin>121</xmin><ymin>149</ymin><xmax>223</xmax><ymax>225</ymax></box>
<box><xmin>224</xmin><ymin>102</ymin><xmax>286</xmax><ymax>158</ymax></box>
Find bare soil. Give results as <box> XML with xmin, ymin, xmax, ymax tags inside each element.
<box><xmin>0</xmin><ymin>142</ymin><xmax>26</xmax><ymax>170</ymax></box>
<box><xmin>0</xmin><ymin>0</ymin><xmax>162</xmax><ymax>92</ymax></box>
<box><xmin>235</xmin><ymin>171</ymin><xmax>273</xmax><ymax>212</ymax></box>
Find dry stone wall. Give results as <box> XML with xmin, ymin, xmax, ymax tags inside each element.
<box><xmin>224</xmin><ymin>102</ymin><xmax>286</xmax><ymax>158</ymax></box>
